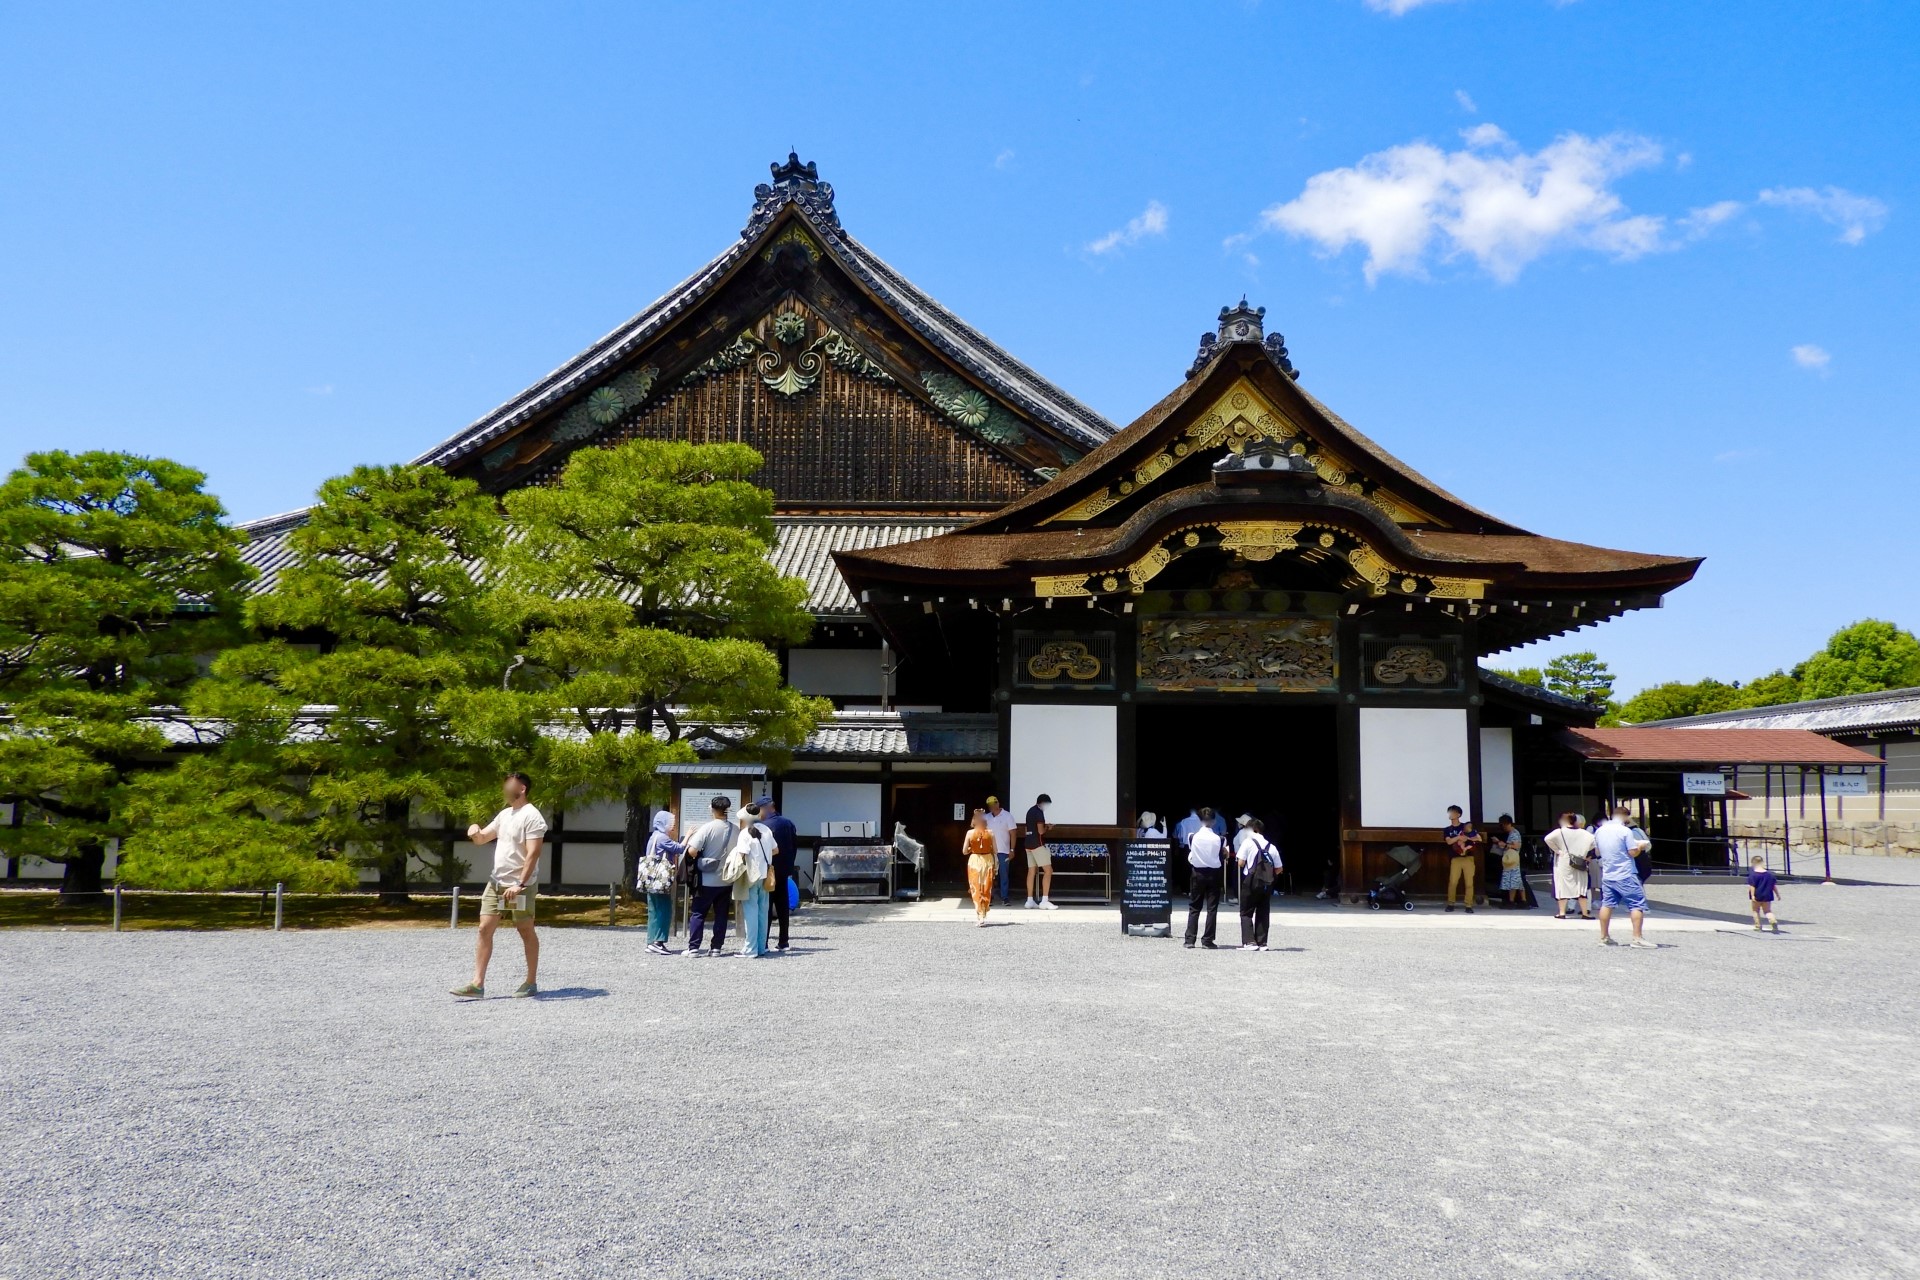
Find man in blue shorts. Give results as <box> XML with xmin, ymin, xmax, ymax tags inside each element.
<box><xmin>1594</xmin><ymin>803</ymin><xmax>1653</xmax><ymax>948</ymax></box>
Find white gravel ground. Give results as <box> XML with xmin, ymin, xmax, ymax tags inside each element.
<box><xmin>5</xmin><ymin>864</ymin><xmax>1919</xmax><ymax>1280</ymax></box>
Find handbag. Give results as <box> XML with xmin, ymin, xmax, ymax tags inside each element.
<box><xmin>637</xmin><ymin>854</ymin><xmax>676</xmax><ymax>895</ymax></box>
<box><xmin>1552</xmin><ymin>831</ymin><xmax>1588</xmax><ymax>871</ymax></box>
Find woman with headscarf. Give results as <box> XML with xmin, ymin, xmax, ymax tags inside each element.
<box><xmin>638</xmin><ymin>811</ymin><xmax>683</xmax><ymax>955</ymax></box>
<box><xmin>964</xmin><ymin>809</ymin><xmax>997</xmax><ymax>926</ymax></box>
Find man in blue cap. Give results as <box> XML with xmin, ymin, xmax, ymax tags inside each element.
<box><xmin>756</xmin><ymin>794</ymin><xmax>799</xmax><ymax>951</ymax></box>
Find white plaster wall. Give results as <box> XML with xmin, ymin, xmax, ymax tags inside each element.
<box><xmin>789</xmin><ymin>648</ymin><xmax>891</xmax><ymax>698</ymax></box>
<box><xmin>1009</xmin><ymin>703</ymin><xmax>1117</xmax><ymax>825</ymax></box>
<box><xmin>1360</xmin><ymin>707</ymin><xmax>1471</xmax><ymax>828</ymax></box>
<box><xmin>1479</xmin><ymin>727</ymin><xmax>1516</xmax><ymax>822</ymax></box>
<box><xmin>781</xmin><ymin>781</ymin><xmax>883</xmax><ymax>837</ymax></box>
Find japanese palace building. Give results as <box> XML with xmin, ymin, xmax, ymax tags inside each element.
<box><xmin>237</xmin><ymin>154</ymin><xmax>1705</xmax><ymax>895</ymax></box>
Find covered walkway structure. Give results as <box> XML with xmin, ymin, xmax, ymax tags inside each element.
<box><xmin>1552</xmin><ymin>727</ymin><xmax>1884</xmax><ymax>880</ymax></box>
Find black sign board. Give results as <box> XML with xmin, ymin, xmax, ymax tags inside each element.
<box><xmin>1120</xmin><ymin>839</ymin><xmax>1173</xmax><ymax>936</ymax></box>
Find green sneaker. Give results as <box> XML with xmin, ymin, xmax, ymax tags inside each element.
<box><xmin>450</xmin><ymin>982</ymin><xmax>484</xmax><ymax>998</ymax></box>
<box><xmin>513</xmin><ymin>981</ymin><xmax>538</xmax><ymax>998</ymax></box>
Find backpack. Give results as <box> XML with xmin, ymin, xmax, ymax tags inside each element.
<box><xmin>1245</xmin><ymin>836</ymin><xmax>1280</xmax><ymax>888</ymax></box>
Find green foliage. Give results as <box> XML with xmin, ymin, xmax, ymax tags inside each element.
<box><xmin>1610</xmin><ymin>619</ymin><xmax>1919</xmax><ymax>722</ymax></box>
<box><xmin>1793</xmin><ymin>619</ymin><xmax>1920</xmax><ymax>700</ymax></box>
<box><xmin>1543</xmin><ymin>652</ymin><xmax>1615</xmax><ymax>705</ymax></box>
<box><xmin>1739</xmin><ymin>670</ymin><xmax>1802</xmax><ymax>706</ymax></box>
<box><xmin>1615</xmin><ymin>678</ymin><xmax>1745</xmax><ymax>724</ymax></box>
<box><xmin>1487</xmin><ymin>666</ymin><xmax>1544</xmax><ymax>688</ymax></box>
<box><xmin>120</xmin><ymin>466</ymin><xmax>509</xmax><ymax>894</ymax></box>
<box><xmin>0</xmin><ymin>451</ymin><xmax>250</xmax><ymax>893</ymax></box>
<box><xmin>459</xmin><ymin>439</ymin><xmax>827</xmax><ymax>867</ymax></box>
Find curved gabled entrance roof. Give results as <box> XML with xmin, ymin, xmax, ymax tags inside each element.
<box><xmin>833</xmin><ymin>301</ymin><xmax>1702</xmax><ymax>652</ymax></box>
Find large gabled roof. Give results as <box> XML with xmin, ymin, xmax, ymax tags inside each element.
<box><xmin>411</xmin><ymin>154</ymin><xmax>1113</xmax><ymax>473</ymax></box>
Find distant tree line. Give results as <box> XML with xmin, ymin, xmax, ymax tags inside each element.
<box><xmin>0</xmin><ymin>441</ymin><xmax>827</xmax><ymax>901</ymax></box>
<box><xmin>1490</xmin><ymin>620</ymin><xmax>1920</xmax><ymax>726</ymax></box>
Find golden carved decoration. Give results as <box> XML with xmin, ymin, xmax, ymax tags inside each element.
<box><xmin>1026</xmin><ymin>640</ymin><xmax>1103</xmax><ymax>681</ymax></box>
<box><xmin>1219</xmin><ymin>521</ymin><xmax>1303</xmax><ymax>562</ymax></box>
<box><xmin>1347</xmin><ymin>545</ymin><xmax>1394</xmax><ymax>590</ymax></box>
<box><xmin>1371</xmin><ymin>644</ymin><xmax>1450</xmax><ymax>686</ymax></box>
<box><xmin>1053</xmin><ymin>489</ymin><xmax>1125</xmax><ymax>522</ymax></box>
<box><xmin>1039</xmin><ymin>374</ymin><xmax>1449</xmax><ymax>529</ymax></box>
<box><xmin>762</xmin><ymin>224</ymin><xmax>821</xmax><ymax>263</ymax></box>
<box><xmin>1139</xmin><ymin>617</ymin><xmax>1338</xmax><ymax>693</ymax></box>
<box><xmin>1427</xmin><ymin>576</ymin><xmax>1487</xmax><ymax>600</ymax></box>
<box><xmin>1032</xmin><ymin>573</ymin><xmax>1093</xmax><ymax>598</ymax></box>
<box><xmin>1128</xmin><ymin>544</ymin><xmax>1173</xmax><ymax>587</ymax></box>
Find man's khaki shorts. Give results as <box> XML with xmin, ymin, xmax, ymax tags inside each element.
<box><xmin>480</xmin><ymin>881</ymin><xmax>537</xmax><ymax>923</ymax></box>
<box><xmin>1026</xmin><ymin>845</ymin><xmax>1052</xmax><ymax>869</ymax></box>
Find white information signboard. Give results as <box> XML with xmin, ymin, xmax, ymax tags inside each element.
<box><xmin>1823</xmin><ymin>775</ymin><xmax>1870</xmax><ymax>796</ymax></box>
<box><xmin>1681</xmin><ymin>772</ymin><xmax>1727</xmax><ymax>796</ymax></box>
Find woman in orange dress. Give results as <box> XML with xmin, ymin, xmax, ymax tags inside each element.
<box><xmin>964</xmin><ymin>809</ymin><xmax>997</xmax><ymax>926</ymax></box>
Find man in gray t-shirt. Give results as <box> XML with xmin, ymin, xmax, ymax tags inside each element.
<box><xmin>683</xmin><ymin>796</ymin><xmax>737</xmax><ymax>956</ymax></box>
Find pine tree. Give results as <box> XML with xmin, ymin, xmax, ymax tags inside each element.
<box><xmin>458</xmin><ymin>439</ymin><xmax>827</xmax><ymax>890</ymax></box>
<box><xmin>119</xmin><ymin>465</ymin><xmax>509</xmax><ymax>899</ymax></box>
<box><xmin>0</xmin><ymin>452</ymin><xmax>249</xmax><ymax>899</ymax></box>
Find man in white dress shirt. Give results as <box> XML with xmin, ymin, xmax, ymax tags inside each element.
<box><xmin>982</xmin><ymin>796</ymin><xmax>1020</xmax><ymax>906</ymax></box>
<box><xmin>451</xmin><ymin>770</ymin><xmax>548</xmax><ymax>999</ymax></box>
<box><xmin>1183</xmin><ymin>807</ymin><xmax>1225</xmax><ymax>950</ymax></box>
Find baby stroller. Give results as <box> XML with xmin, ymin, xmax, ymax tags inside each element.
<box><xmin>1367</xmin><ymin>845</ymin><xmax>1421</xmax><ymax>911</ymax></box>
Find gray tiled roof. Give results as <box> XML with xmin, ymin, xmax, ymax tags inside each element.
<box><xmin>234</xmin><ymin>512</ymin><xmax>951</xmax><ymax>621</ymax></box>
<box><xmin>1645</xmin><ymin>687</ymin><xmax>1920</xmax><ymax>737</ymax></box>
<box><xmin>771</xmin><ymin>517</ymin><xmax>957</xmax><ymax>617</ymax></box>
<box><xmin>408</xmin><ymin>188</ymin><xmax>1113</xmax><ymax>472</ymax></box>
<box><xmin>1478</xmin><ymin>668</ymin><xmax>1594</xmax><ymax>714</ymax></box>
<box><xmin>136</xmin><ymin>707</ymin><xmax>996</xmax><ymax>762</ymax></box>
<box><xmin>798</xmin><ymin>711</ymin><xmax>997</xmax><ymax>759</ymax></box>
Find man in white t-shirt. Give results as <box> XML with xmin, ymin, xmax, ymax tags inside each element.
<box><xmin>982</xmin><ymin>796</ymin><xmax>1020</xmax><ymax>906</ymax></box>
<box><xmin>451</xmin><ymin>771</ymin><xmax>549</xmax><ymax>998</ymax></box>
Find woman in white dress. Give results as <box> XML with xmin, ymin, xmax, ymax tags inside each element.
<box><xmin>1544</xmin><ymin>811</ymin><xmax>1597</xmax><ymax>920</ymax></box>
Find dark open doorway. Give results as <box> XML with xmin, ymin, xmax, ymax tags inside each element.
<box><xmin>1135</xmin><ymin>702</ymin><xmax>1340</xmax><ymax>895</ymax></box>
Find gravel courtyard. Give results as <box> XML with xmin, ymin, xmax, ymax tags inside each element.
<box><xmin>7</xmin><ymin>863</ymin><xmax>1920</xmax><ymax>1280</ymax></box>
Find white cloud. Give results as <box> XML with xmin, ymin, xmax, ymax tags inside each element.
<box><xmin>1086</xmin><ymin>200</ymin><xmax>1169</xmax><ymax>256</ymax></box>
<box><xmin>1366</xmin><ymin>0</ymin><xmax>1455</xmax><ymax>13</ymax></box>
<box><xmin>1679</xmin><ymin>200</ymin><xmax>1743</xmax><ymax>239</ymax></box>
<box><xmin>305</xmin><ymin>384</ymin><xmax>334</xmax><ymax>396</ymax></box>
<box><xmin>1790</xmin><ymin>344</ymin><xmax>1831</xmax><ymax>372</ymax></box>
<box><xmin>1261</xmin><ymin>125</ymin><xmax>1667</xmax><ymax>282</ymax></box>
<box><xmin>993</xmin><ymin>148</ymin><xmax>1015</xmax><ymax>170</ymax></box>
<box><xmin>1758</xmin><ymin>186</ymin><xmax>1888</xmax><ymax>245</ymax></box>
<box><xmin>1454</xmin><ymin>89</ymin><xmax>1478</xmax><ymax>114</ymax></box>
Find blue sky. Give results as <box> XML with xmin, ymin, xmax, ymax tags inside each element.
<box><xmin>2</xmin><ymin>1</ymin><xmax>1914</xmax><ymax>694</ymax></box>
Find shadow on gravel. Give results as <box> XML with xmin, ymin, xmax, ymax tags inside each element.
<box><xmin>533</xmin><ymin>987</ymin><xmax>610</xmax><ymax>1000</ymax></box>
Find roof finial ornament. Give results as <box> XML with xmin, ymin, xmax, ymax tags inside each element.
<box><xmin>1186</xmin><ymin>298</ymin><xmax>1299</xmax><ymax>380</ymax></box>
<box><xmin>744</xmin><ymin>151</ymin><xmax>840</xmax><ymax>238</ymax></box>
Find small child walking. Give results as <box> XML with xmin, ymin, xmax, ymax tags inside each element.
<box><xmin>1746</xmin><ymin>856</ymin><xmax>1781</xmax><ymax>933</ymax></box>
